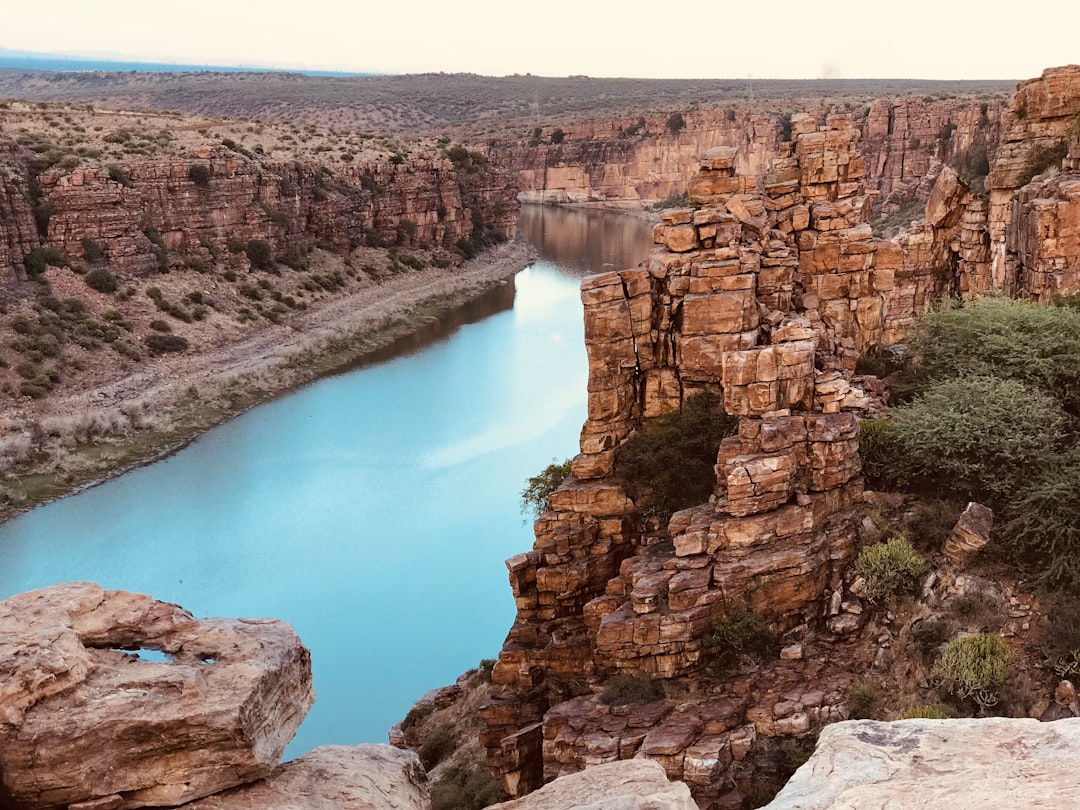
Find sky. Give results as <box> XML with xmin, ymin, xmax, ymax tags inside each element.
<box><xmin>2</xmin><ymin>0</ymin><xmax>1076</xmax><ymax>80</ymax></box>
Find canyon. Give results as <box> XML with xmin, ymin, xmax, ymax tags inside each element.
<box><xmin>2</xmin><ymin>63</ymin><xmax>1080</xmax><ymax>809</ymax></box>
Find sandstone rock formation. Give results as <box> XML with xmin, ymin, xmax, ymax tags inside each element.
<box><xmin>482</xmin><ymin>111</ymin><xmax>891</xmax><ymax>806</ymax></box>
<box><xmin>504</xmin><ymin>98</ymin><xmax>1006</xmax><ymax>218</ymax></box>
<box><xmin>0</xmin><ymin>582</ymin><xmax>314</xmax><ymax>810</ymax></box>
<box><xmin>763</xmin><ymin>718</ymin><xmax>1080</xmax><ymax>809</ymax></box>
<box><xmin>488</xmin><ymin>759</ymin><xmax>698</xmax><ymax>810</ymax></box>
<box><xmin>943</xmin><ymin>502</ymin><xmax>993</xmax><ymax>560</ymax></box>
<box><xmin>181</xmin><ymin>746</ymin><xmax>429</xmax><ymax>810</ymax></box>
<box><xmin>0</xmin><ymin>140</ymin><xmax>517</xmax><ymax>284</ymax></box>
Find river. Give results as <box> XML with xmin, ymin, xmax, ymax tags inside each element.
<box><xmin>0</xmin><ymin>204</ymin><xmax>654</xmax><ymax>753</ymax></box>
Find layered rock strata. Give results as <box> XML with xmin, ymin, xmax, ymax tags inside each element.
<box><xmin>483</xmin><ymin>113</ymin><xmax>896</xmax><ymax>804</ymax></box>
<box><xmin>504</xmin><ymin>98</ymin><xmax>1006</xmax><ymax>216</ymax></box>
<box><xmin>0</xmin><ymin>144</ymin><xmax>517</xmax><ymax>283</ymax></box>
<box><xmin>0</xmin><ymin>582</ymin><xmax>315</xmax><ymax>810</ymax></box>
<box><xmin>763</xmin><ymin>718</ymin><xmax>1080</xmax><ymax>809</ymax></box>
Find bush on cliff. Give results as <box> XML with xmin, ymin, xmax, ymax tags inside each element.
<box><xmin>702</xmin><ymin>604</ymin><xmax>777</xmax><ymax>675</ymax></box>
<box><xmin>877</xmin><ymin>375</ymin><xmax>1065</xmax><ymax>503</ymax></box>
<box><xmin>614</xmin><ymin>391</ymin><xmax>737</xmax><ymax>521</ymax></box>
<box><xmin>933</xmin><ymin>634</ymin><xmax>1013</xmax><ymax>708</ymax></box>
<box><xmin>854</xmin><ymin>536</ymin><xmax>927</xmax><ymax>603</ymax></box>
<box><xmin>520</xmin><ymin>458</ymin><xmax>572</xmax><ymax>518</ymax></box>
<box><xmin>599</xmin><ymin>672</ymin><xmax>664</xmax><ymax>706</ymax></box>
<box><xmin>430</xmin><ymin>762</ymin><xmax>499</xmax><ymax>810</ymax></box>
<box><xmin>905</xmin><ymin>297</ymin><xmax>1080</xmax><ymax>417</ymax></box>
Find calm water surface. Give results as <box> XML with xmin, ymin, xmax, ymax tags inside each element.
<box><xmin>0</xmin><ymin>204</ymin><xmax>653</xmax><ymax>752</ymax></box>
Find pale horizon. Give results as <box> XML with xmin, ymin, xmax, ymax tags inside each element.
<box><xmin>1</xmin><ymin>0</ymin><xmax>1075</xmax><ymax>82</ymax></box>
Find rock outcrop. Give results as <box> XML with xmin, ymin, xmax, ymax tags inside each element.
<box><xmin>763</xmin><ymin>718</ymin><xmax>1080</xmax><ymax>809</ymax></box>
<box><xmin>0</xmin><ymin>141</ymin><xmax>518</xmax><ymax>284</ymax></box>
<box><xmin>182</xmin><ymin>745</ymin><xmax>429</xmax><ymax>810</ymax></box>
<box><xmin>0</xmin><ymin>582</ymin><xmax>315</xmax><ymax>810</ymax></box>
<box><xmin>482</xmin><ymin>112</ymin><xmax>894</xmax><ymax>806</ymax></box>
<box><xmin>488</xmin><ymin>759</ymin><xmax>697</xmax><ymax>810</ymax></box>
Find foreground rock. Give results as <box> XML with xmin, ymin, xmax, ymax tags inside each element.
<box><xmin>489</xmin><ymin>759</ymin><xmax>698</xmax><ymax>810</ymax></box>
<box><xmin>0</xmin><ymin>582</ymin><xmax>314</xmax><ymax>810</ymax></box>
<box><xmin>182</xmin><ymin>746</ymin><xmax>428</xmax><ymax>810</ymax></box>
<box><xmin>764</xmin><ymin>718</ymin><xmax>1080</xmax><ymax>809</ymax></box>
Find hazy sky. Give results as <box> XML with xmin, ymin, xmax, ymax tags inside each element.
<box><xmin>3</xmin><ymin>0</ymin><xmax>1076</xmax><ymax>80</ymax></box>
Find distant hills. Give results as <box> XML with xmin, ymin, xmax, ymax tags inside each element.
<box><xmin>0</xmin><ymin>48</ymin><xmax>372</xmax><ymax>77</ymax></box>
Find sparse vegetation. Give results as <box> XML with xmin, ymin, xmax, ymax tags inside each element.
<box><xmin>933</xmin><ymin>634</ymin><xmax>1013</xmax><ymax>708</ymax></box>
<box><xmin>702</xmin><ymin>604</ymin><xmax>777</xmax><ymax>674</ymax></box>
<box><xmin>599</xmin><ymin>672</ymin><xmax>665</xmax><ymax>706</ymax></box>
<box><xmin>520</xmin><ymin>458</ymin><xmax>572</xmax><ymax>518</ymax></box>
<box><xmin>187</xmin><ymin>163</ymin><xmax>212</xmax><ymax>186</ymax></box>
<box><xmin>614</xmin><ymin>391</ymin><xmax>737</xmax><ymax>520</ymax></box>
<box><xmin>854</xmin><ymin>536</ymin><xmax>927</xmax><ymax>604</ymax></box>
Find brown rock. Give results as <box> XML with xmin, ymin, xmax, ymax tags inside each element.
<box><xmin>944</xmin><ymin>502</ymin><xmax>994</xmax><ymax>560</ymax></box>
<box><xmin>0</xmin><ymin>582</ymin><xmax>314</xmax><ymax>810</ymax></box>
<box><xmin>489</xmin><ymin>759</ymin><xmax>697</xmax><ymax>810</ymax></box>
<box><xmin>182</xmin><ymin>746</ymin><xmax>428</xmax><ymax>810</ymax></box>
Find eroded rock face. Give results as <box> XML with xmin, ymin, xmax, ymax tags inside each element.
<box><xmin>763</xmin><ymin>718</ymin><xmax>1080</xmax><ymax>809</ymax></box>
<box><xmin>488</xmin><ymin>758</ymin><xmax>698</xmax><ymax>810</ymax></box>
<box><xmin>0</xmin><ymin>582</ymin><xmax>314</xmax><ymax>810</ymax></box>
<box><xmin>181</xmin><ymin>746</ymin><xmax>429</xmax><ymax>810</ymax></box>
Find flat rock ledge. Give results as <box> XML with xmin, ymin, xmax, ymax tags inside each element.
<box><xmin>489</xmin><ymin>759</ymin><xmax>698</xmax><ymax>810</ymax></box>
<box><xmin>181</xmin><ymin>745</ymin><xmax>429</xmax><ymax>810</ymax></box>
<box><xmin>764</xmin><ymin>717</ymin><xmax>1080</xmax><ymax>809</ymax></box>
<box><xmin>0</xmin><ymin>582</ymin><xmax>315</xmax><ymax>810</ymax></box>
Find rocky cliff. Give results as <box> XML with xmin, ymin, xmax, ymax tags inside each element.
<box><xmin>499</xmin><ymin>97</ymin><xmax>1007</xmax><ymax>218</ymax></box>
<box><xmin>479</xmin><ymin>66</ymin><xmax>1080</xmax><ymax>810</ymax></box>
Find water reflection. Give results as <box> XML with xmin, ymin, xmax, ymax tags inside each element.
<box><xmin>518</xmin><ymin>204</ymin><xmax>655</xmax><ymax>276</ymax></box>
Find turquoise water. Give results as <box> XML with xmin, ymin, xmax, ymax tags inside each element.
<box><xmin>0</xmin><ymin>204</ymin><xmax>653</xmax><ymax>752</ymax></box>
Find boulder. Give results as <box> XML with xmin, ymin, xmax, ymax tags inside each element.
<box><xmin>0</xmin><ymin>582</ymin><xmax>315</xmax><ymax>809</ymax></box>
<box><xmin>764</xmin><ymin>718</ymin><xmax>1080</xmax><ymax>809</ymax></box>
<box><xmin>944</xmin><ymin>502</ymin><xmax>993</xmax><ymax>560</ymax></box>
<box><xmin>488</xmin><ymin>759</ymin><xmax>698</xmax><ymax>810</ymax></box>
<box><xmin>181</xmin><ymin>746</ymin><xmax>429</xmax><ymax>810</ymax></box>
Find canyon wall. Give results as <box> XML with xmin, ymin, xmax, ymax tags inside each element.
<box><xmin>500</xmin><ymin>98</ymin><xmax>1006</xmax><ymax>216</ymax></box>
<box><xmin>481</xmin><ymin>66</ymin><xmax>1080</xmax><ymax>810</ymax></box>
<box><xmin>0</xmin><ymin>145</ymin><xmax>518</xmax><ymax>284</ymax></box>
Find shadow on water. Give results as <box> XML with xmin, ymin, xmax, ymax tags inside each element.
<box><xmin>337</xmin><ymin>277</ymin><xmax>518</xmax><ymax>374</ymax></box>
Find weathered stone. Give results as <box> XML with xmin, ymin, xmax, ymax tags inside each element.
<box><xmin>0</xmin><ymin>582</ymin><xmax>314</xmax><ymax>810</ymax></box>
<box><xmin>182</xmin><ymin>746</ymin><xmax>428</xmax><ymax>810</ymax></box>
<box><xmin>764</xmin><ymin>718</ymin><xmax>1080</xmax><ymax>809</ymax></box>
<box><xmin>944</xmin><ymin>502</ymin><xmax>994</xmax><ymax>560</ymax></box>
<box><xmin>489</xmin><ymin>759</ymin><xmax>697</xmax><ymax>810</ymax></box>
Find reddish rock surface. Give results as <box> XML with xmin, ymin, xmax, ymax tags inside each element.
<box><xmin>0</xmin><ymin>582</ymin><xmax>314</xmax><ymax>810</ymax></box>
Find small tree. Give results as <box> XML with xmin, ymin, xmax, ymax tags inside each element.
<box><xmin>245</xmin><ymin>239</ymin><xmax>273</xmax><ymax>270</ymax></box>
<box><xmin>666</xmin><ymin>112</ymin><xmax>686</xmax><ymax>134</ymax></box>
<box><xmin>188</xmin><ymin>163</ymin><xmax>212</xmax><ymax>187</ymax></box>
<box><xmin>550</xmin><ymin>128</ymin><xmax>565</xmax><ymax>145</ymax></box>
<box><xmin>520</xmin><ymin>458</ymin><xmax>572</xmax><ymax>518</ymax></box>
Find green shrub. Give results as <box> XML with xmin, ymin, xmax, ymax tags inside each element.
<box><xmin>614</xmin><ymin>391</ymin><xmax>737</xmax><ymax>520</ymax></box>
<box><xmin>702</xmin><ymin>604</ymin><xmax>777</xmax><ymax>672</ymax></box>
<box><xmin>520</xmin><ymin>458</ymin><xmax>571</xmax><ymax>518</ymax></box>
<box><xmin>906</xmin><ymin>297</ymin><xmax>1080</xmax><ymax>416</ymax></box>
<box><xmin>666</xmin><ymin>112</ymin><xmax>686</xmax><ymax>133</ymax></box>
<box><xmin>599</xmin><ymin>672</ymin><xmax>664</xmax><ymax>706</ymax></box>
<box><xmin>24</xmin><ymin>247</ymin><xmax>67</xmax><ymax>278</ymax></box>
<box><xmin>886</xmin><ymin>375</ymin><xmax>1065</xmax><ymax>501</ymax></box>
<box><xmin>550</xmin><ymin>128</ymin><xmax>565</xmax><ymax>145</ymax></box>
<box><xmin>106</xmin><ymin>163</ymin><xmax>133</xmax><ymax>187</ymax></box>
<box><xmin>933</xmin><ymin>634</ymin><xmax>1013</xmax><ymax>707</ymax></box>
<box><xmin>1001</xmin><ymin>451</ymin><xmax>1080</xmax><ymax>588</ymax></box>
<box><xmin>854</xmin><ymin>536</ymin><xmax>927</xmax><ymax>603</ymax></box>
<box><xmin>401</xmin><ymin>703</ymin><xmax>435</xmax><ymax>734</ymax></box>
<box><xmin>847</xmin><ymin>678</ymin><xmax>883</xmax><ymax>719</ymax></box>
<box><xmin>85</xmin><ymin>268</ymin><xmax>118</xmax><ymax>294</ymax></box>
<box><xmin>430</xmin><ymin>762</ymin><xmax>499</xmax><ymax>810</ymax></box>
<box><xmin>1016</xmin><ymin>141</ymin><xmax>1069</xmax><ymax>186</ymax></box>
<box><xmin>81</xmin><ymin>238</ymin><xmax>104</xmax><ymax>263</ymax></box>
<box><xmin>145</xmin><ymin>333</ymin><xmax>189</xmax><ymax>355</ymax></box>
<box><xmin>902</xmin><ymin>704</ymin><xmax>948</xmax><ymax>719</ymax></box>
<box><xmin>187</xmin><ymin>163</ymin><xmax>212</xmax><ymax>187</ymax></box>
<box><xmin>418</xmin><ymin>724</ymin><xmax>455</xmax><ymax>770</ymax></box>
<box><xmin>245</xmin><ymin>239</ymin><xmax>274</xmax><ymax>270</ymax></box>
